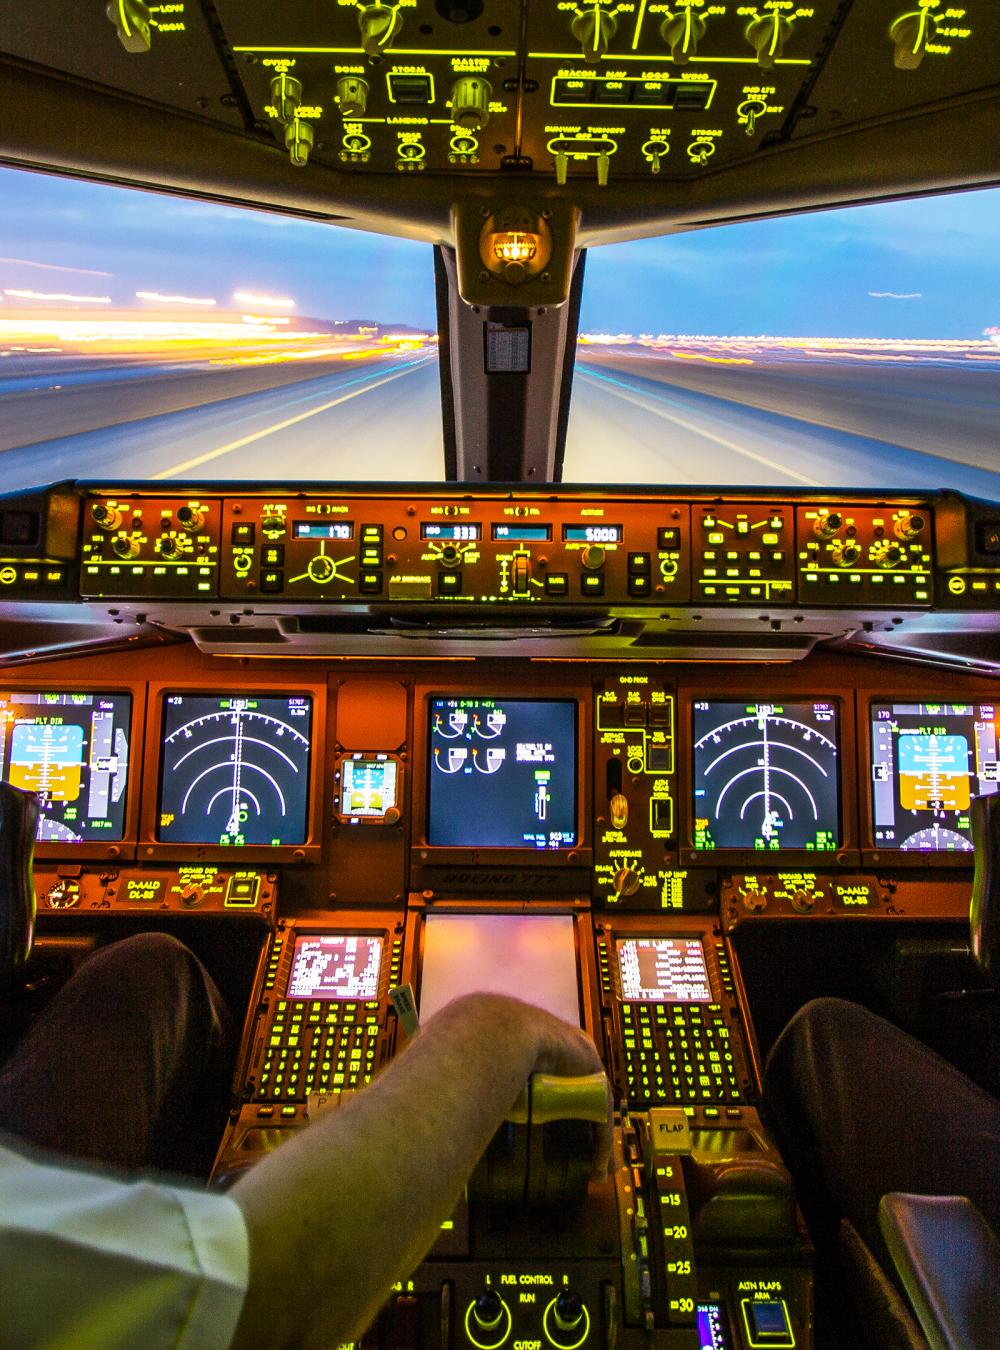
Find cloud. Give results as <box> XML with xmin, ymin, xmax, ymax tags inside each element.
<box><xmin>868</xmin><ymin>290</ymin><xmax>923</xmax><ymax>300</ymax></box>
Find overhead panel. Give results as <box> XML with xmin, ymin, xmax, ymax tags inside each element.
<box><xmin>0</xmin><ymin>2</ymin><xmax>246</xmax><ymax>127</ymax></box>
<box><xmin>210</xmin><ymin>0</ymin><xmax>990</xmax><ymax>182</ymax></box>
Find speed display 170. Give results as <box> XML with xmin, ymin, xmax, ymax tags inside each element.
<box><xmin>158</xmin><ymin>693</ymin><xmax>312</xmax><ymax>846</ymax></box>
<box><xmin>693</xmin><ymin>701</ymin><xmax>840</xmax><ymax>851</ymax></box>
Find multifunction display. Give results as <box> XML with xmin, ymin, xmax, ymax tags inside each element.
<box><xmin>693</xmin><ymin>701</ymin><xmax>840</xmax><ymax>851</ymax></box>
<box><xmin>870</xmin><ymin>701</ymin><xmax>999</xmax><ymax>852</ymax></box>
<box><xmin>427</xmin><ymin>697</ymin><xmax>576</xmax><ymax>849</ymax></box>
<box><xmin>0</xmin><ymin>691</ymin><xmax>131</xmax><ymax>842</ymax></box>
<box><xmin>157</xmin><ymin>694</ymin><xmax>312</xmax><ymax>846</ymax></box>
<box><xmin>617</xmin><ymin>938</ymin><xmax>712</xmax><ymax>1003</ymax></box>
<box><xmin>287</xmin><ymin>934</ymin><xmax>382</xmax><ymax>1001</ymax></box>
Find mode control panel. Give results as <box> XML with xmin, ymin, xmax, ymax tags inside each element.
<box><xmin>27</xmin><ymin>486</ymin><xmax>987</xmax><ymax>613</ymax></box>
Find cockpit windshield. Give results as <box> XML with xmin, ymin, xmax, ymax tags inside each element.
<box><xmin>1</xmin><ymin>166</ymin><xmax>997</xmax><ymax>496</ymax></box>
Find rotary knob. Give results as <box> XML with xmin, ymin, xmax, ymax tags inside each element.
<box><xmin>112</xmin><ymin>534</ymin><xmax>141</xmax><ymax>560</ymax></box>
<box><xmin>738</xmin><ymin>884</ymin><xmax>767</xmax><ymax>913</ymax></box>
<box><xmin>813</xmin><ymin>511</ymin><xmax>843</xmax><ymax>538</ymax></box>
<box><xmin>660</xmin><ymin>10</ymin><xmax>706</xmax><ymax>63</ymax></box>
<box><xmin>285</xmin><ymin>119</ymin><xmax>314</xmax><ymax>168</ymax></box>
<box><xmin>554</xmin><ymin>1292</ymin><xmax>584</xmax><ymax>1331</ymax></box>
<box><xmin>571</xmin><ymin>7</ymin><xmax>618</xmax><ymax>64</ymax></box>
<box><xmin>91</xmin><ymin>501</ymin><xmax>123</xmax><ymax>531</ymax></box>
<box><xmin>875</xmin><ymin>542</ymin><xmax>906</xmax><ymax>569</ymax></box>
<box><xmin>893</xmin><ymin>511</ymin><xmax>925</xmax><ymax>541</ymax></box>
<box><xmin>789</xmin><ymin>888</ymin><xmax>816</xmax><ymax>914</ymax></box>
<box><xmin>337</xmin><ymin>76</ymin><xmax>369</xmax><ymax>117</ymax></box>
<box><xmin>176</xmin><ymin>504</ymin><xmax>204</xmax><ymax>532</ymax></box>
<box><xmin>834</xmin><ymin>540</ymin><xmax>862</xmax><ymax>567</ymax></box>
<box><xmin>613</xmin><ymin>866</ymin><xmax>641</xmax><ymax>898</ymax></box>
<box><xmin>180</xmin><ymin>883</ymin><xmax>205</xmax><ymax>908</ymax></box>
<box><xmin>106</xmin><ymin>0</ymin><xmax>151</xmax><ymax>53</ymax></box>
<box><xmin>890</xmin><ymin>11</ymin><xmax>934</xmax><ymax>70</ymax></box>
<box><xmin>745</xmin><ymin>13</ymin><xmax>792</xmax><ymax>68</ymax></box>
<box><xmin>358</xmin><ymin>4</ymin><xmax>403</xmax><ymax>56</ymax></box>
<box><xmin>159</xmin><ymin>536</ymin><xmax>181</xmax><ymax>559</ymax></box>
<box><xmin>581</xmin><ymin>544</ymin><xmax>605</xmax><ymax>570</ymax></box>
<box><xmin>450</xmin><ymin>76</ymin><xmax>492</xmax><ymax>130</ymax></box>
<box><xmin>270</xmin><ymin>74</ymin><xmax>303</xmax><ymax>123</ymax></box>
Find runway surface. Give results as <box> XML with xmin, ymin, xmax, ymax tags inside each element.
<box><xmin>1</xmin><ymin>348</ymin><xmax>998</xmax><ymax>500</ymax></box>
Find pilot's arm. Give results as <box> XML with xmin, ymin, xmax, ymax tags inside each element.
<box><xmin>230</xmin><ymin>991</ymin><xmax>610</xmax><ymax>1350</ymax></box>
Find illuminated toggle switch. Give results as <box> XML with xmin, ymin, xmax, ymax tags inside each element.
<box><xmin>745</xmin><ymin>13</ymin><xmax>792</xmax><ymax>68</ymax></box>
<box><xmin>336</xmin><ymin>76</ymin><xmax>370</xmax><ymax>118</ymax></box>
<box><xmin>358</xmin><ymin>4</ymin><xmax>403</xmax><ymax>56</ymax></box>
<box><xmin>106</xmin><ymin>0</ymin><xmax>152</xmax><ymax>53</ymax></box>
<box><xmin>555</xmin><ymin>152</ymin><xmax>569</xmax><ymax>185</ymax></box>
<box><xmin>596</xmin><ymin>152</ymin><xmax>610</xmax><ymax>186</ymax></box>
<box><xmin>660</xmin><ymin>9</ymin><xmax>707</xmax><ymax>64</ymax></box>
<box><xmin>571</xmin><ymin>7</ymin><xmax>618</xmax><ymax>64</ymax></box>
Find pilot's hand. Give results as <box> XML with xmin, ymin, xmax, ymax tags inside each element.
<box><xmin>433</xmin><ymin>992</ymin><xmax>613</xmax><ymax>1181</ymax></box>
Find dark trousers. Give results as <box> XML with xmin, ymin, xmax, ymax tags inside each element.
<box><xmin>764</xmin><ymin>997</ymin><xmax>1000</xmax><ymax>1268</ymax></box>
<box><xmin>0</xmin><ymin>933</ymin><xmax>232</xmax><ymax>1174</ymax></box>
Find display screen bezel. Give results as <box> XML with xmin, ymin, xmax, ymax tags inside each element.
<box><xmin>418</xmin><ymin>691</ymin><xmax>584</xmax><ymax>860</ymax></box>
<box><xmin>286</xmin><ymin>931</ymin><xmax>385</xmax><ymax>1002</ymax></box>
<box><xmin>141</xmin><ymin>679</ymin><xmax>326</xmax><ymax>863</ymax></box>
<box><xmin>861</xmin><ymin>689</ymin><xmax>998</xmax><ymax>866</ymax></box>
<box><xmin>0</xmin><ymin>684</ymin><xmax>142</xmax><ymax>860</ymax></box>
<box><xmin>678</xmin><ymin>690</ymin><xmax>858</xmax><ymax>867</ymax></box>
<box><xmin>411</xmin><ymin>685</ymin><xmax>592</xmax><ymax>877</ymax></box>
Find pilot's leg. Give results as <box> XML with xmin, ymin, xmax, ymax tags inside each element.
<box><xmin>0</xmin><ymin>932</ymin><xmax>232</xmax><ymax>1174</ymax></box>
<box><xmin>764</xmin><ymin>996</ymin><xmax>1000</xmax><ymax>1266</ymax></box>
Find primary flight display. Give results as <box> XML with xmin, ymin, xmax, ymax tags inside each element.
<box><xmin>0</xmin><ymin>690</ymin><xmax>131</xmax><ymax>842</ymax></box>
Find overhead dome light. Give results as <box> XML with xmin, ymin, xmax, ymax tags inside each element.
<box><xmin>493</xmin><ymin>232</ymin><xmax>537</xmax><ymax>264</ymax></box>
<box><xmin>479</xmin><ymin>208</ymin><xmax>552</xmax><ymax>286</ymax></box>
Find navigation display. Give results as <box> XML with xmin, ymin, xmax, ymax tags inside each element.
<box><xmin>157</xmin><ymin>693</ymin><xmax>312</xmax><ymax>846</ymax></box>
<box><xmin>418</xmin><ymin>914</ymin><xmax>581</xmax><ymax>1026</ymax></box>
<box><xmin>693</xmin><ymin>700</ymin><xmax>840</xmax><ymax>851</ymax></box>
<box><xmin>0</xmin><ymin>691</ymin><xmax>131</xmax><ymax>843</ymax></box>
<box><xmin>427</xmin><ymin>697</ymin><xmax>576</xmax><ymax>848</ymax></box>
<box><xmin>287</xmin><ymin>934</ymin><xmax>382</xmax><ymax>1001</ymax></box>
<box><xmin>617</xmin><ymin>938</ymin><xmax>712</xmax><ymax>1003</ymax></box>
<box><xmin>870</xmin><ymin>701</ymin><xmax>999</xmax><ymax>852</ymax></box>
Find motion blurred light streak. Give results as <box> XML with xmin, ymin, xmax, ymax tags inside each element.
<box><xmin>233</xmin><ymin>290</ymin><xmax>296</xmax><ymax>309</ymax></box>
<box><xmin>4</xmin><ymin>288</ymin><xmax>112</xmax><ymax>304</ymax></box>
<box><xmin>136</xmin><ymin>291</ymin><xmax>217</xmax><ymax>306</ymax></box>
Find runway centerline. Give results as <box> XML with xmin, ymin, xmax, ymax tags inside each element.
<box><xmin>152</xmin><ymin>357</ymin><xmax>432</xmax><ymax>479</ymax></box>
<box><xmin>576</xmin><ymin>365</ymin><xmax>822</xmax><ymax>487</ymax></box>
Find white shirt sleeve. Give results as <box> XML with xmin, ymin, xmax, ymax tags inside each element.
<box><xmin>0</xmin><ymin>1137</ymin><xmax>250</xmax><ymax>1350</ymax></box>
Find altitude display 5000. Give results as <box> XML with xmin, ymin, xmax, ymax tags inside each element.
<box><xmin>157</xmin><ymin>694</ymin><xmax>312</xmax><ymax>846</ymax></box>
